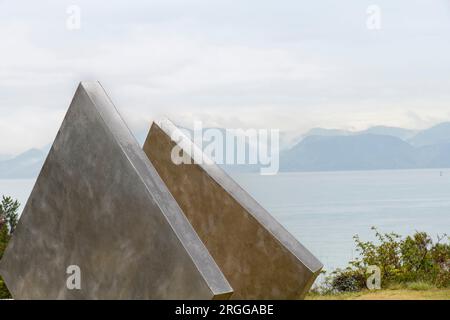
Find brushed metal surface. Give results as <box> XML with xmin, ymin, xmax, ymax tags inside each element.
<box><xmin>143</xmin><ymin>119</ymin><xmax>323</xmax><ymax>299</ymax></box>
<box><xmin>0</xmin><ymin>82</ymin><xmax>232</xmax><ymax>300</ymax></box>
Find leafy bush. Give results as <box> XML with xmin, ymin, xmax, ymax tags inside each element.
<box><xmin>0</xmin><ymin>274</ymin><xmax>10</xmax><ymax>299</ymax></box>
<box><xmin>0</xmin><ymin>196</ymin><xmax>19</xmax><ymax>299</ymax></box>
<box><xmin>0</xmin><ymin>196</ymin><xmax>19</xmax><ymax>234</ymax></box>
<box><xmin>0</xmin><ymin>225</ymin><xmax>12</xmax><ymax>299</ymax></box>
<box><xmin>0</xmin><ymin>223</ymin><xmax>8</xmax><ymax>261</ymax></box>
<box><xmin>328</xmin><ymin>268</ymin><xmax>366</xmax><ymax>292</ymax></box>
<box><xmin>319</xmin><ymin>227</ymin><xmax>449</xmax><ymax>293</ymax></box>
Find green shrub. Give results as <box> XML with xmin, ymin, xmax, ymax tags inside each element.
<box><xmin>0</xmin><ymin>276</ymin><xmax>10</xmax><ymax>299</ymax></box>
<box><xmin>0</xmin><ymin>196</ymin><xmax>19</xmax><ymax>234</ymax></box>
<box><xmin>0</xmin><ymin>224</ymin><xmax>12</xmax><ymax>299</ymax></box>
<box><xmin>0</xmin><ymin>223</ymin><xmax>8</xmax><ymax>261</ymax></box>
<box><xmin>0</xmin><ymin>195</ymin><xmax>19</xmax><ymax>299</ymax></box>
<box><xmin>329</xmin><ymin>268</ymin><xmax>366</xmax><ymax>293</ymax></box>
<box><xmin>318</xmin><ymin>227</ymin><xmax>449</xmax><ymax>294</ymax></box>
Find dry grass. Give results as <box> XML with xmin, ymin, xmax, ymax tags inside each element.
<box><xmin>306</xmin><ymin>288</ymin><xmax>450</xmax><ymax>300</ymax></box>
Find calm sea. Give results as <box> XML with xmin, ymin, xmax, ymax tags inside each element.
<box><xmin>1</xmin><ymin>168</ymin><xmax>450</xmax><ymax>273</ymax></box>
<box><xmin>230</xmin><ymin>169</ymin><xmax>450</xmax><ymax>272</ymax></box>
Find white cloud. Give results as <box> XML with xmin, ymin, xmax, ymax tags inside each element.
<box><xmin>0</xmin><ymin>0</ymin><xmax>450</xmax><ymax>154</ymax></box>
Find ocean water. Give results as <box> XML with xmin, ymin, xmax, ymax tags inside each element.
<box><xmin>230</xmin><ymin>169</ymin><xmax>450</xmax><ymax>273</ymax></box>
<box><xmin>1</xmin><ymin>169</ymin><xmax>450</xmax><ymax>274</ymax></box>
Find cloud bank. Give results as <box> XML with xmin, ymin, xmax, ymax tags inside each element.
<box><xmin>1</xmin><ymin>0</ymin><xmax>450</xmax><ymax>154</ymax></box>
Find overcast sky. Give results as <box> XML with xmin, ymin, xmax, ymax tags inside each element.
<box><xmin>1</xmin><ymin>0</ymin><xmax>450</xmax><ymax>154</ymax></box>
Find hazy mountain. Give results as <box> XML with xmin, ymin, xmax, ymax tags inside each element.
<box><xmin>0</xmin><ymin>148</ymin><xmax>46</xmax><ymax>179</ymax></box>
<box><xmin>360</xmin><ymin>126</ymin><xmax>417</xmax><ymax>140</ymax></box>
<box><xmin>0</xmin><ymin>154</ymin><xmax>12</xmax><ymax>161</ymax></box>
<box><xmin>277</xmin><ymin>124</ymin><xmax>448</xmax><ymax>172</ymax></box>
<box><xmin>303</xmin><ymin>128</ymin><xmax>351</xmax><ymax>137</ymax></box>
<box><xmin>2</xmin><ymin>122</ymin><xmax>450</xmax><ymax>178</ymax></box>
<box><xmin>408</xmin><ymin>122</ymin><xmax>450</xmax><ymax>147</ymax></box>
<box><xmin>303</xmin><ymin>126</ymin><xmax>416</xmax><ymax>141</ymax></box>
<box><xmin>415</xmin><ymin>143</ymin><xmax>450</xmax><ymax>168</ymax></box>
<box><xmin>281</xmin><ymin>134</ymin><xmax>417</xmax><ymax>171</ymax></box>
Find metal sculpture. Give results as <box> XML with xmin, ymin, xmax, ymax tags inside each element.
<box><xmin>0</xmin><ymin>82</ymin><xmax>232</xmax><ymax>299</ymax></box>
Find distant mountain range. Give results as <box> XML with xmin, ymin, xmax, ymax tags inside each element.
<box><xmin>0</xmin><ymin>148</ymin><xmax>46</xmax><ymax>179</ymax></box>
<box><xmin>1</xmin><ymin>122</ymin><xmax>450</xmax><ymax>178</ymax></box>
<box><xmin>301</xmin><ymin>125</ymin><xmax>418</xmax><ymax>141</ymax></box>
<box><xmin>407</xmin><ymin>122</ymin><xmax>450</xmax><ymax>147</ymax></box>
<box><xmin>281</xmin><ymin>123</ymin><xmax>450</xmax><ymax>172</ymax></box>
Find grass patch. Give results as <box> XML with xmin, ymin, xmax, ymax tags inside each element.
<box><xmin>406</xmin><ymin>281</ymin><xmax>435</xmax><ymax>291</ymax></box>
<box><xmin>306</xmin><ymin>288</ymin><xmax>450</xmax><ymax>300</ymax></box>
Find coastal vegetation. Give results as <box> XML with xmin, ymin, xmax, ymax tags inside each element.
<box><xmin>0</xmin><ymin>196</ymin><xmax>19</xmax><ymax>299</ymax></box>
<box><xmin>310</xmin><ymin>227</ymin><xmax>450</xmax><ymax>299</ymax></box>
